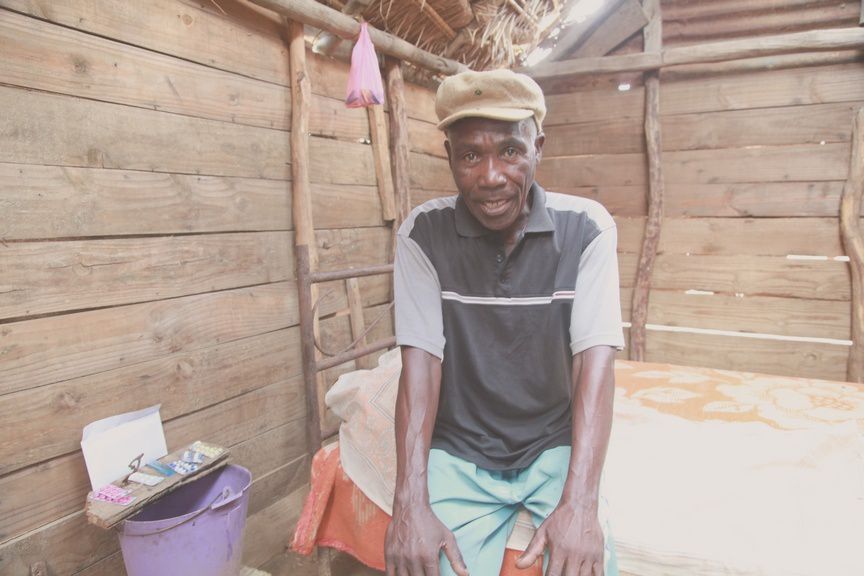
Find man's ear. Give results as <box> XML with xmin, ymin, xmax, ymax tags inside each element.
<box><xmin>534</xmin><ymin>131</ymin><xmax>546</xmax><ymax>162</ymax></box>
<box><xmin>444</xmin><ymin>138</ymin><xmax>453</xmax><ymax>163</ymax></box>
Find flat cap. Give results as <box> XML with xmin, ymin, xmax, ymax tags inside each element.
<box><xmin>435</xmin><ymin>69</ymin><xmax>546</xmax><ymax>131</ymax></box>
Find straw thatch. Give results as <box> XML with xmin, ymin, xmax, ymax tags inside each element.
<box><xmin>321</xmin><ymin>0</ymin><xmax>563</xmax><ymax>69</ymax></box>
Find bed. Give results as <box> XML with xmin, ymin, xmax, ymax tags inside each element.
<box><xmin>290</xmin><ymin>257</ymin><xmax>864</xmax><ymax>575</ymax></box>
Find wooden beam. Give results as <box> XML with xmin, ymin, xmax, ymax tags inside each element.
<box><xmin>346</xmin><ymin>277</ymin><xmax>375</xmax><ymax>369</ymax></box>
<box><xmin>248</xmin><ymin>0</ymin><xmax>467</xmax><ymax>75</ymax></box>
<box><xmin>524</xmin><ymin>27</ymin><xmax>864</xmax><ymax>79</ymax></box>
<box><xmin>368</xmin><ymin>105</ymin><xmax>397</xmax><ymax>222</ymax></box>
<box><xmin>312</xmin><ymin>0</ymin><xmax>373</xmax><ymax>56</ymax></box>
<box><xmin>841</xmin><ymin>108</ymin><xmax>864</xmax><ymax>383</ymax></box>
<box><xmin>629</xmin><ymin>0</ymin><xmax>662</xmax><ymax>362</ymax></box>
<box><xmin>290</xmin><ymin>22</ymin><xmax>316</xmax><ymax>261</ymax></box>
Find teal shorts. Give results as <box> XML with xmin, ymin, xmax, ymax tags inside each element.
<box><xmin>428</xmin><ymin>446</ymin><xmax>618</xmax><ymax>576</ymax></box>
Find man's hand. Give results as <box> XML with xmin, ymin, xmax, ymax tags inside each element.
<box><xmin>515</xmin><ymin>503</ymin><xmax>604</xmax><ymax>576</ymax></box>
<box><xmin>385</xmin><ymin>503</ymin><xmax>469</xmax><ymax>576</ymax></box>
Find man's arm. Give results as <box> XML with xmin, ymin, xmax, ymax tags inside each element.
<box><xmin>384</xmin><ymin>346</ymin><xmax>469</xmax><ymax>576</ymax></box>
<box><xmin>516</xmin><ymin>344</ymin><xmax>616</xmax><ymax>576</ymax></box>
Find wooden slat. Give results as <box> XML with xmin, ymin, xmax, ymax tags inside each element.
<box><xmin>648</xmin><ymin>290</ymin><xmax>851</xmax><ymax>340</ymax></box>
<box><xmin>0</xmin><ymin>282</ymin><xmax>297</xmax><ymax>397</ymax></box>
<box><xmin>554</xmin><ymin>186</ymin><xmax>648</xmax><ymax>217</ymax></box>
<box><xmin>0</xmin><ymin>85</ymin><xmax>290</xmax><ymax>180</ymax></box>
<box><xmin>659</xmin><ymin>217</ymin><xmax>849</xmax><ymax>256</ymax></box>
<box><xmin>310</xmin><ymin>94</ymin><xmax>370</xmax><ymax>141</ymax></box>
<box><xmin>0</xmin><ymin>9</ymin><xmax>290</xmax><ymax>130</ymax></box>
<box><xmin>1</xmin><ymin>327</ymin><xmax>301</xmax><ymax>476</ymax></box>
<box><xmin>543</xmin><ymin>117</ymin><xmax>645</xmax><ymax>156</ymax></box>
<box><xmin>409</xmin><ymin>151</ymin><xmax>456</xmax><ymax>192</ymax></box>
<box><xmin>310</xmin><ymin>138</ymin><xmax>377</xmax><ymax>186</ymax></box>
<box><xmin>0</xmin><ymin>232</ymin><xmax>292</xmax><ymax>320</ymax></box>
<box><xmin>0</xmin><ymin>0</ymin><xmax>290</xmax><ymax>85</ymax></box>
<box><xmin>645</xmin><ymin>330</ymin><xmax>850</xmax><ymax>381</ymax></box>
<box><xmin>664</xmin><ymin>143</ymin><xmax>850</xmax><ymax>184</ymax></box>
<box><xmin>545</xmin><ymin>88</ymin><xmax>645</xmax><ymax>126</ymax></box>
<box><xmin>368</xmin><ymin>106</ymin><xmax>397</xmax><ymax>222</ymax></box>
<box><xmin>663</xmin><ymin>101</ymin><xmax>862</xmax><ymax>151</ymax></box>
<box><xmin>242</xmin><ymin>486</ymin><xmax>309</xmax><ymax>569</ymax></box>
<box><xmin>0</xmin><ymin>375</ymin><xmax>304</xmax><ymax>549</ymax></box>
<box><xmin>537</xmin><ymin>153</ymin><xmax>648</xmax><ymax>188</ymax></box>
<box><xmin>408</xmin><ymin>119</ymin><xmax>447</xmax><ymax>158</ymax></box>
<box><xmin>663</xmin><ymin>181</ymin><xmax>850</xmax><ymax>217</ymax></box>
<box><xmin>615</xmin><ymin>216</ymin><xmax>647</xmax><ymax>254</ymax></box>
<box><xmin>661</xmin><ymin>61</ymin><xmax>864</xmax><ymax>115</ymax></box>
<box><xmin>0</xmin><ymin>164</ymin><xmax>389</xmax><ymax>240</ymax></box>
<box><xmin>651</xmin><ymin>254</ymin><xmax>852</xmax><ymax>301</ymax></box>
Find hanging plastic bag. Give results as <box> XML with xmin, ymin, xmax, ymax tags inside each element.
<box><xmin>345</xmin><ymin>22</ymin><xmax>385</xmax><ymax>108</ymax></box>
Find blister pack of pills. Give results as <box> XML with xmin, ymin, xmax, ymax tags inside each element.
<box><xmin>90</xmin><ymin>484</ymin><xmax>136</xmax><ymax>506</ymax></box>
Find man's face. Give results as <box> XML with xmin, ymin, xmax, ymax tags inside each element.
<box><xmin>445</xmin><ymin>117</ymin><xmax>545</xmax><ymax>235</ymax></box>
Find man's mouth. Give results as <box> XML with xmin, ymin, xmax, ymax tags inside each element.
<box><xmin>479</xmin><ymin>198</ymin><xmax>511</xmax><ymax>217</ymax></box>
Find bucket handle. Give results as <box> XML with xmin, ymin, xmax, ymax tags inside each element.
<box><xmin>119</xmin><ymin>487</ymin><xmax>240</xmax><ymax>536</ymax></box>
<box><xmin>211</xmin><ymin>486</ymin><xmax>243</xmax><ymax>511</ymax></box>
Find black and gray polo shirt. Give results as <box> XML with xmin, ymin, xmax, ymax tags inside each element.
<box><xmin>394</xmin><ymin>183</ymin><xmax>625</xmax><ymax>470</ymax></box>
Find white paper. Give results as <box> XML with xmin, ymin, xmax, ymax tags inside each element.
<box><xmin>81</xmin><ymin>404</ymin><xmax>168</xmax><ymax>490</ymax></box>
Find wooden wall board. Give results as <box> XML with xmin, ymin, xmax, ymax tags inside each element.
<box><xmin>408</xmin><ymin>119</ymin><xmax>447</xmax><ymax>158</ymax></box>
<box><xmin>663</xmin><ymin>181</ymin><xmax>850</xmax><ymax>218</ymax></box>
<box><xmin>0</xmin><ymin>86</ymin><xmax>290</xmax><ymax>180</ymax></box>
<box><xmin>663</xmin><ymin>2</ymin><xmax>862</xmax><ymax>46</ymax></box>
<box><xmin>0</xmin><ymin>375</ymin><xmax>303</xmax><ymax>549</ymax></box>
<box><xmin>664</xmin><ymin>143</ymin><xmax>849</xmax><ymax>184</ymax></box>
<box><xmin>651</xmin><ymin>254</ymin><xmax>852</xmax><ymax>301</ymax></box>
<box><xmin>1</xmin><ymin>327</ymin><xmax>301</xmax><ymax>476</ymax></box>
<box><xmin>0</xmin><ymin>8</ymin><xmax>290</xmax><ymax>131</ymax></box>
<box><xmin>660</xmin><ymin>61</ymin><xmax>864</xmax><ymax>116</ymax></box>
<box><xmin>644</xmin><ymin>330</ymin><xmax>850</xmax><ymax>381</ymax></box>
<box><xmin>662</xmin><ymin>101</ymin><xmax>863</xmax><ymax>151</ymax></box>
<box><xmin>552</xmin><ymin>186</ymin><xmax>648</xmax><ymax>217</ymax></box>
<box><xmin>311</xmin><ymin>183</ymin><xmax>386</xmax><ymax>229</ymax></box>
<box><xmin>537</xmin><ymin>71</ymin><xmax>646</xmax><ymax>97</ymax></box>
<box><xmin>0</xmin><ymin>164</ymin><xmax>290</xmax><ymax>240</ymax></box>
<box><xmin>543</xmin><ymin>118</ymin><xmax>646</xmax><ymax>156</ymax></box>
<box><xmin>614</xmin><ymin>216</ymin><xmax>647</xmax><ymax>254</ymax></box>
<box><xmin>544</xmin><ymin>88</ymin><xmax>644</xmax><ymax>126</ymax></box>
<box><xmin>0</xmin><ymin>0</ymin><xmax>290</xmax><ymax>85</ymax></box>
<box><xmin>242</xmin><ymin>486</ymin><xmax>309</xmax><ymax>569</ymax></box>
<box><xmin>537</xmin><ymin>153</ymin><xmax>648</xmax><ymax>188</ymax></box>
<box><xmin>618</xmin><ymin>252</ymin><xmax>639</xmax><ymax>288</ymax></box>
<box><xmin>309</xmin><ymin>94</ymin><xmax>370</xmax><ymax>142</ymax></box>
<box><xmin>0</xmin><ymin>232</ymin><xmax>292</xmax><ymax>320</ymax></box>
<box><xmin>409</xmin><ymin>152</ymin><xmax>457</xmax><ymax>191</ymax></box>
<box><xmin>0</xmin><ymin>282</ymin><xmax>297</xmax><ymax>397</ymax></box>
<box><xmin>658</xmin><ymin>217</ymin><xmax>848</xmax><ymax>257</ymax></box>
<box><xmin>309</xmin><ymin>138</ymin><xmax>377</xmax><ymax>186</ymax></box>
<box><xmin>647</xmin><ymin>289</ymin><xmax>851</xmax><ymax>340</ymax></box>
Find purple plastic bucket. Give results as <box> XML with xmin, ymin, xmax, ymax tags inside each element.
<box><xmin>118</xmin><ymin>464</ymin><xmax>251</xmax><ymax>576</ymax></box>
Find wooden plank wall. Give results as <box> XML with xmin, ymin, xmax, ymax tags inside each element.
<box><xmin>536</xmin><ymin>1</ymin><xmax>864</xmax><ymax>381</ymax></box>
<box><xmin>0</xmin><ymin>1</ymin><xmax>444</xmax><ymax>574</ymax></box>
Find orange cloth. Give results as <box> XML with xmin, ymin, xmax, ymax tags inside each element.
<box><xmin>292</xmin><ymin>444</ymin><xmax>541</xmax><ymax>575</ymax></box>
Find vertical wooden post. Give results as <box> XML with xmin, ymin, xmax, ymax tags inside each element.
<box><xmin>841</xmin><ymin>108</ymin><xmax>864</xmax><ymax>383</ymax></box>
<box><xmin>385</xmin><ymin>58</ymin><xmax>413</xmax><ymax>226</ymax></box>
<box><xmin>630</xmin><ymin>0</ymin><xmax>664</xmax><ymax>361</ymax></box>
<box><xmin>346</xmin><ymin>277</ymin><xmax>375</xmax><ymax>369</ymax></box>
<box><xmin>368</xmin><ymin>105</ymin><xmax>397</xmax><ymax>222</ymax></box>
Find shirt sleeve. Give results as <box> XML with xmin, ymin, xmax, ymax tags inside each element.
<box><xmin>394</xmin><ymin>232</ymin><xmax>446</xmax><ymax>359</ymax></box>
<box><xmin>570</xmin><ymin>225</ymin><xmax>626</xmax><ymax>355</ymax></box>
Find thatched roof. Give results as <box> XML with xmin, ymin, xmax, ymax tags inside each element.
<box><xmin>317</xmin><ymin>0</ymin><xmax>566</xmax><ymax>70</ymax></box>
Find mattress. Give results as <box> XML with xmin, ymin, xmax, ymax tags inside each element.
<box><xmin>293</xmin><ymin>351</ymin><xmax>864</xmax><ymax>575</ymax></box>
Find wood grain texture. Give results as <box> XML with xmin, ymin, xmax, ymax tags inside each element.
<box><xmin>840</xmin><ymin>108</ymin><xmax>864</xmax><ymax>381</ymax></box>
<box><xmin>0</xmin><ymin>85</ymin><xmax>290</xmax><ymax>179</ymax></box>
<box><xmin>645</xmin><ymin>330</ymin><xmax>850</xmax><ymax>381</ymax></box>
<box><xmin>658</xmin><ymin>217</ymin><xmax>850</xmax><ymax>256</ymax></box>
<box><xmin>368</xmin><ymin>106</ymin><xmax>397</xmax><ymax>222</ymax></box>
<box><xmin>0</xmin><ymin>0</ymin><xmax>290</xmax><ymax>85</ymax></box>
<box><xmin>0</xmin><ymin>8</ymin><xmax>290</xmax><ymax>130</ymax></box>
<box><xmin>0</xmin><ymin>232</ymin><xmax>292</xmax><ymax>320</ymax></box>
<box><xmin>651</xmin><ymin>254</ymin><xmax>852</xmax><ymax>301</ymax></box>
<box><xmin>0</xmin><ymin>327</ymin><xmax>301</xmax><ymax>476</ymax></box>
<box><xmin>648</xmin><ymin>289</ymin><xmax>851</xmax><ymax>340</ymax></box>
<box><xmin>572</xmin><ymin>0</ymin><xmax>648</xmax><ymax>58</ymax></box>
<box><xmin>0</xmin><ymin>283</ymin><xmax>298</xmax><ymax>397</ymax></box>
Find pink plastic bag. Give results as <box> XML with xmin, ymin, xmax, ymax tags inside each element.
<box><xmin>346</xmin><ymin>22</ymin><xmax>385</xmax><ymax>108</ymax></box>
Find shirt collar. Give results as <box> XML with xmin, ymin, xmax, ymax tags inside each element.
<box><xmin>455</xmin><ymin>183</ymin><xmax>555</xmax><ymax>237</ymax></box>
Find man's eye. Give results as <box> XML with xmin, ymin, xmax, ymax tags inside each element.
<box><xmin>504</xmin><ymin>147</ymin><xmax>517</xmax><ymax>157</ymax></box>
<box><xmin>464</xmin><ymin>152</ymin><xmax>478</xmax><ymax>162</ymax></box>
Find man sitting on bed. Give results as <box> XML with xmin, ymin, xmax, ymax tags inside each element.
<box><xmin>386</xmin><ymin>69</ymin><xmax>625</xmax><ymax>576</ymax></box>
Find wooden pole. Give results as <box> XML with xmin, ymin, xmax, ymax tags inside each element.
<box><xmin>290</xmin><ymin>21</ymin><xmax>317</xmax><ymax>267</ymax></box>
<box><xmin>346</xmin><ymin>277</ymin><xmax>375</xmax><ymax>369</ymax></box>
<box><xmin>523</xmin><ymin>27</ymin><xmax>864</xmax><ymax>79</ymax></box>
<box><xmin>629</xmin><ymin>0</ymin><xmax>663</xmax><ymax>362</ymax></box>
<box><xmin>841</xmin><ymin>108</ymin><xmax>864</xmax><ymax>383</ymax></box>
<box><xmin>368</xmin><ymin>105</ymin><xmax>397</xmax><ymax>222</ymax></box>
<box><xmin>248</xmin><ymin>0</ymin><xmax>468</xmax><ymax>75</ymax></box>
<box><xmin>386</xmin><ymin>58</ymin><xmax>413</xmax><ymax>226</ymax></box>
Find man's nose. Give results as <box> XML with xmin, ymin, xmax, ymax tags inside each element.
<box><xmin>478</xmin><ymin>157</ymin><xmax>506</xmax><ymax>187</ymax></box>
